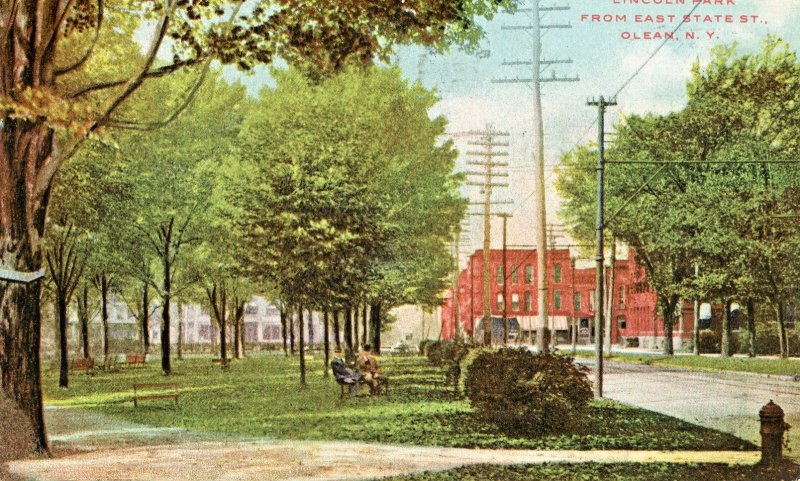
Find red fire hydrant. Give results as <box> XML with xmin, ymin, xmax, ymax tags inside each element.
<box><xmin>760</xmin><ymin>400</ymin><xmax>790</xmax><ymax>465</ymax></box>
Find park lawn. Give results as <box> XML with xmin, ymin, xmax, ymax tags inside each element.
<box><xmin>43</xmin><ymin>354</ymin><xmax>755</xmax><ymax>451</ymax></box>
<box><xmin>569</xmin><ymin>349</ymin><xmax>800</xmax><ymax>376</ymax></box>
<box><xmin>375</xmin><ymin>462</ymin><xmax>800</xmax><ymax>481</ymax></box>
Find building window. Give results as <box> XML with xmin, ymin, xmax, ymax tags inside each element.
<box><xmin>617</xmin><ymin>316</ymin><xmax>627</xmax><ymax>330</ymax></box>
<box><xmin>511</xmin><ymin>266</ymin><xmax>519</xmax><ymax>284</ymax></box>
<box><xmin>553</xmin><ymin>264</ymin><xmax>562</xmax><ymax>283</ymax></box>
<box><xmin>497</xmin><ymin>265</ymin><xmax>505</xmax><ymax>285</ymax></box>
<box><xmin>497</xmin><ymin>294</ymin><xmax>505</xmax><ymax>311</ymax></box>
<box><xmin>525</xmin><ymin>264</ymin><xmax>533</xmax><ymax>284</ymax></box>
<box><xmin>524</xmin><ymin>291</ymin><xmax>532</xmax><ymax>311</ymax></box>
<box><xmin>245</xmin><ymin>303</ymin><xmax>258</xmax><ymax>315</ymax></box>
<box><xmin>573</xmin><ymin>293</ymin><xmax>582</xmax><ymax>311</ymax></box>
<box><xmin>554</xmin><ymin>290</ymin><xmax>562</xmax><ymax>310</ymax></box>
<box><xmin>512</xmin><ymin>293</ymin><xmax>520</xmax><ymax>311</ymax></box>
<box><xmin>619</xmin><ymin>286</ymin><xmax>626</xmax><ymax>309</ymax></box>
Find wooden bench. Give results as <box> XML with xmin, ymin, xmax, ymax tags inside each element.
<box><xmin>211</xmin><ymin>358</ymin><xmax>231</xmax><ymax>369</ymax></box>
<box><xmin>133</xmin><ymin>382</ymin><xmax>179</xmax><ymax>407</ymax></box>
<box><xmin>70</xmin><ymin>357</ymin><xmax>94</xmax><ymax>374</ymax></box>
<box><xmin>126</xmin><ymin>354</ymin><xmax>146</xmax><ymax>368</ymax></box>
<box><xmin>336</xmin><ymin>375</ymin><xmax>389</xmax><ymax>398</ymax></box>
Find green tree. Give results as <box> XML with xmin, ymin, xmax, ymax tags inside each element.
<box><xmin>0</xmin><ymin>0</ymin><xmax>510</xmax><ymax>454</ymax></box>
<box><xmin>557</xmin><ymin>38</ymin><xmax>800</xmax><ymax>357</ymax></box>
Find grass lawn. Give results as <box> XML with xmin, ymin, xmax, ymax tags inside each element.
<box><xmin>43</xmin><ymin>354</ymin><xmax>755</xmax><ymax>451</ymax></box>
<box><xmin>376</xmin><ymin>462</ymin><xmax>800</xmax><ymax>481</ymax></box>
<box><xmin>570</xmin><ymin>349</ymin><xmax>800</xmax><ymax>377</ymax></box>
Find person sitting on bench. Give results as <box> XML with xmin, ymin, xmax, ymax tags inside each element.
<box><xmin>332</xmin><ymin>352</ymin><xmax>362</xmax><ymax>395</ymax></box>
<box><xmin>356</xmin><ymin>344</ymin><xmax>383</xmax><ymax>395</ymax></box>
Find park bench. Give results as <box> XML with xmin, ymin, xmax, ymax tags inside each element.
<box><xmin>126</xmin><ymin>354</ymin><xmax>146</xmax><ymax>368</ymax></box>
<box><xmin>70</xmin><ymin>357</ymin><xmax>94</xmax><ymax>374</ymax></box>
<box><xmin>132</xmin><ymin>382</ymin><xmax>179</xmax><ymax>407</ymax></box>
<box><xmin>335</xmin><ymin>374</ymin><xmax>389</xmax><ymax>398</ymax></box>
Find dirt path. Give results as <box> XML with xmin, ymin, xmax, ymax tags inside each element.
<box><xmin>3</xmin><ymin>406</ymin><xmax>759</xmax><ymax>481</ymax></box>
<box><xmin>8</xmin><ymin>442</ymin><xmax>760</xmax><ymax>481</ymax></box>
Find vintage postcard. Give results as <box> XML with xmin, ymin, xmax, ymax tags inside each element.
<box><xmin>1</xmin><ymin>1</ymin><xmax>800</xmax><ymax>480</ymax></box>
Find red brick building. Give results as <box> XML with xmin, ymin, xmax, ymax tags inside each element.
<box><xmin>441</xmin><ymin>248</ymin><xmax>696</xmax><ymax>349</ymax></box>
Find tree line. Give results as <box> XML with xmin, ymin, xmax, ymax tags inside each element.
<box><xmin>557</xmin><ymin>38</ymin><xmax>800</xmax><ymax>357</ymax></box>
<box><xmin>0</xmin><ymin>0</ymin><xmax>513</xmax><ymax>457</ymax></box>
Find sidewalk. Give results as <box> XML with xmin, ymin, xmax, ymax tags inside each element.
<box><xmin>8</xmin><ymin>440</ymin><xmax>761</xmax><ymax>481</ymax></box>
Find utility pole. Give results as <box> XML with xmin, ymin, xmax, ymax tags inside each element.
<box><xmin>465</xmin><ymin>124</ymin><xmax>510</xmax><ymax>346</ymax></box>
<box><xmin>499</xmin><ymin>213</ymin><xmax>512</xmax><ymax>344</ymax></box>
<box><xmin>497</xmin><ymin>0</ymin><xmax>578</xmax><ymax>352</ymax></box>
<box><xmin>588</xmin><ymin>96</ymin><xmax>616</xmax><ymax>399</ymax></box>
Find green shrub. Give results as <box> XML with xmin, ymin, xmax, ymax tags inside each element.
<box><xmin>418</xmin><ymin>340</ymin><xmax>435</xmax><ymax>357</ymax></box>
<box><xmin>425</xmin><ymin>339</ymin><xmax>474</xmax><ymax>392</ymax></box>
<box><xmin>699</xmin><ymin>330</ymin><xmax>720</xmax><ymax>354</ymax></box>
<box><xmin>464</xmin><ymin>348</ymin><xmax>593</xmax><ymax>436</ymax></box>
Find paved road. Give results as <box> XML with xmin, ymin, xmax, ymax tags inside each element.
<box><xmin>590</xmin><ymin>360</ymin><xmax>800</xmax><ymax>458</ymax></box>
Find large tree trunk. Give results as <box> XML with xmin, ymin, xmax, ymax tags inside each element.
<box><xmin>57</xmin><ymin>297</ymin><xmax>69</xmax><ymax>388</ymax></box>
<box><xmin>233</xmin><ymin>301</ymin><xmax>245</xmax><ymax>359</ymax></box>
<box><xmin>280</xmin><ymin>307</ymin><xmax>288</xmax><ymax>356</ymax></box>
<box><xmin>747</xmin><ymin>298</ymin><xmax>756</xmax><ymax>358</ymax></box>
<box><xmin>177</xmin><ymin>303</ymin><xmax>184</xmax><ymax>361</ymax></box>
<box><xmin>307</xmin><ymin>308</ymin><xmax>314</xmax><ymax>347</ymax></box>
<box><xmin>207</xmin><ymin>283</ymin><xmax>228</xmax><ymax>361</ymax></box>
<box><xmin>344</xmin><ymin>308</ymin><xmax>354</xmax><ymax>358</ymax></box>
<box><xmin>775</xmin><ymin>302</ymin><xmax>788</xmax><ymax>359</ymax></box>
<box><xmin>353</xmin><ymin>305</ymin><xmax>360</xmax><ymax>351</ymax></box>
<box><xmin>323</xmin><ymin>311</ymin><xmax>330</xmax><ymax>378</ymax></box>
<box><xmin>362</xmin><ymin>304</ymin><xmax>368</xmax><ymax>347</ymax></box>
<box><xmin>141</xmin><ymin>282</ymin><xmax>150</xmax><ymax>354</ymax></box>
<box><xmin>98</xmin><ymin>273</ymin><xmax>110</xmax><ymax>368</ymax></box>
<box><xmin>289</xmin><ymin>306</ymin><xmax>296</xmax><ymax>355</ymax></box>
<box><xmin>78</xmin><ymin>286</ymin><xmax>90</xmax><ymax>358</ymax></box>
<box><xmin>721</xmin><ymin>298</ymin><xmax>732</xmax><ymax>358</ymax></box>
<box><xmin>0</xmin><ymin>279</ymin><xmax>49</xmax><ymax>455</ymax></box>
<box><xmin>370</xmin><ymin>302</ymin><xmax>382</xmax><ymax>355</ymax></box>
<box><xmin>660</xmin><ymin>296</ymin><xmax>676</xmax><ymax>356</ymax></box>
<box><xmin>298</xmin><ymin>305</ymin><xmax>306</xmax><ymax>386</ymax></box>
<box><xmin>333</xmin><ymin>310</ymin><xmax>341</xmax><ymax>352</ymax></box>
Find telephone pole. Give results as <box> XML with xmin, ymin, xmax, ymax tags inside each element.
<box><xmin>498</xmin><ymin>213</ymin><xmax>513</xmax><ymax>344</ymax></box>
<box><xmin>587</xmin><ymin>95</ymin><xmax>616</xmax><ymax>398</ymax></box>
<box><xmin>497</xmin><ymin>0</ymin><xmax>578</xmax><ymax>352</ymax></box>
<box><xmin>465</xmin><ymin>124</ymin><xmax>510</xmax><ymax>346</ymax></box>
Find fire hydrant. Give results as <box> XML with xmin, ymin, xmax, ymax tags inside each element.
<box><xmin>760</xmin><ymin>400</ymin><xmax>790</xmax><ymax>465</ymax></box>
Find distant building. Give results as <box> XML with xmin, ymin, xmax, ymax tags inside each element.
<box><xmin>440</xmin><ymin>248</ymin><xmax>698</xmax><ymax>350</ymax></box>
<box><xmin>65</xmin><ymin>296</ymin><xmax>327</xmax><ymax>355</ymax></box>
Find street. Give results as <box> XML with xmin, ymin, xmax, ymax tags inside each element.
<box><xmin>590</xmin><ymin>360</ymin><xmax>800</xmax><ymax>458</ymax></box>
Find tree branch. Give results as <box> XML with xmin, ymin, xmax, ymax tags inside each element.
<box><xmin>106</xmin><ymin>60</ymin><xmax>210</xmax><ymax>131</ymax></box>
<box><xmin>54</xmin><ymin>0</ymin><xmax>103</xmax><ymax>76</ymax></box>
<box><xmin>34</xmin><ymin>0</ymin><xmax>177</xmax><ymax>203</ymax></box>
<box><xmin>70</xmin><ymin>58</ymin><xmax>198</xmax><ymax>98</ymax></box>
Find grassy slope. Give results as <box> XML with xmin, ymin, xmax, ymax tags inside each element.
<box><xmin>570</xmin><ymin>349</ymin><xmax>800</xmax><ymax>376</ymax></box>
<box><xmin>44</xmin><ymin>355</ymin><xmax>754</xmax><ymax>451</ymax></box>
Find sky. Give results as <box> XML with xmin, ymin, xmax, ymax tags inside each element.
<box><xmin>208</xmin><ymin>1</ymin><xmax>800</xmax><ymax>268</ymax></box>
<box><xmin>387</xmin><ymin>0</ymin><xmax>800</xmax><ymax>266</ymax></box>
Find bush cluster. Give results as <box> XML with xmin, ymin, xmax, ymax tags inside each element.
<box><xmin>700</xmin><ymin>328</ymin><xmax>800</xmax><ymax>356</ymax></box>
<box><xmin>464</xmin><ymin>348</ymin><xmax>593</xmax><ymax>436</ymax></box>
<box><xmin>418</xmin><ymin>339</ymin><xmax>435</xmax><ymax>357</ymax></box>
<box><xmin>424</xmin><ymin>339</ymin><xmax>474</xmax><ymax>391</ymax></box>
